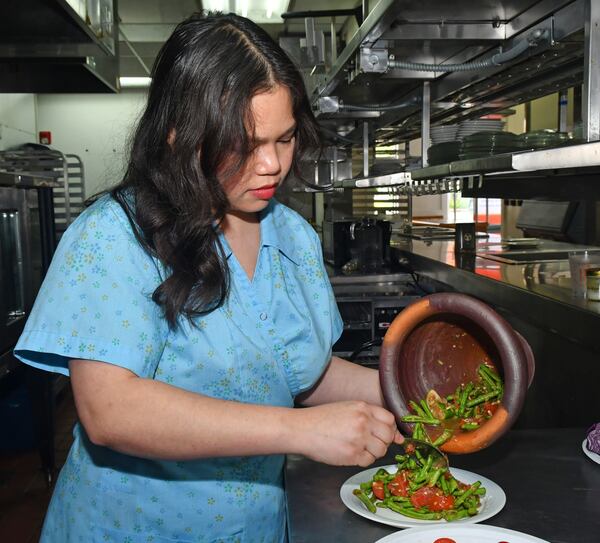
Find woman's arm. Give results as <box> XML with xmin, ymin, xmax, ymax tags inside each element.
<box><xmin>295</xmin><ymin>355</ymin><xmax>386</xmax><ymax>407</ymax></box>
<box><xmin>70</xmin><ymin>357</ymin><xmax>399</xmax><ymax>467</ymax></box>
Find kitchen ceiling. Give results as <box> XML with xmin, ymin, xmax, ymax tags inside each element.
<box><xmin>118</xmin><ymin>0</ymin><xmax>359</xmax><ymax>77</ymax></box>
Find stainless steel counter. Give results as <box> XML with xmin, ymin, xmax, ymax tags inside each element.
<box><xmin>285</xmin><ymin>428</ymin><xmax>600</xmax><ymax>543</ymax></box>
<box><xmin>393</xmin><ymin>235</ymin><xmax>600</xmax><ymax>351</ymax></box>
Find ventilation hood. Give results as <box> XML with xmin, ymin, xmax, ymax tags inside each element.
<box><xmin>0</xmin><ymin>0</ymin><xmax>119</xmax><ymax>93</ymax></box>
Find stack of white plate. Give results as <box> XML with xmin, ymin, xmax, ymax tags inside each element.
<box><xmin>430</xmin><ymin>124</ymin><xmax>459</xmax><ymax>144</ymax></box>
<box><xmin>458</xmin><ymin>119</ymin><xmax>504</xmax><ymax>139</ymax></box>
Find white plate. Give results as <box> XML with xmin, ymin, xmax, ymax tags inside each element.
<box><xmin>582</xmin><ymin>439</ymin><xmax>600</xmax><ymax>465</ymax></box>
<box><xmin>374</xmin><ymin>524</ymin><xmax>550</xmax><ymax>543</ymax></box>
<box><xmin>340</xmin><ymin>466</ymin><xmax>506</xmax><ymax>529</ymax></box>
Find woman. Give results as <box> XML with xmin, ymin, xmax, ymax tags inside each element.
<box><xmin>15</xmin><ymin>12</ymin><xmax>402</xmax><ymax>543</ymax></box>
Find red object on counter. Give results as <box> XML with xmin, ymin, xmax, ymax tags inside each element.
<box><xmin>39</xmin><ymin>131</ymin><xmax>51</xmax><ymax>145</ymax></box>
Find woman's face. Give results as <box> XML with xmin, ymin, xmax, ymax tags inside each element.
<box><xmin>221</xmin><ymin>85</ymin><xmax>296</xmax><ymax>216</ymax></box>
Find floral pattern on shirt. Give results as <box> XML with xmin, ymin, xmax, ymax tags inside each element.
<box><xmin>15</xmin><ymin>196</ymin><xmax>342</xmax><ymax>543</ymax></box>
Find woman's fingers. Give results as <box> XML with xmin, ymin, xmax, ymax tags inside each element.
<box><xmin>357</xmin><ymin>449</ymin><xmax>377</xmax><ymax>468</ymax></box>
<box><xmin>295</xmin><ymin>401</ymin><xmax>402</xmax><ymax>467</ymax></box>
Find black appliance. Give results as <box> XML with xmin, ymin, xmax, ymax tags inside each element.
<box><xmin>322</xmin><ymin>219</ymin><xmax>354</xmax><ymax>267</ymax></box>
<box><xmin>350</xmin><ymin>217</ymin><xmax>392</xmax><ymax>272</ymax></box>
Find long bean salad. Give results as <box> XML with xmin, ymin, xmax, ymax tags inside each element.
<box><xmin>352</xmin><ymin>364</ymin><xmax>503</xmax><ymax>521</ymax></box>
<box><xmin>403</xmin><ymin>363</ymin><xmax>504</xmax><ymax>448</ymax></box>
<box><xmin>352</xmin><ymin>450</ymin><xmax>486</xmax><ymax>521</ymax></box>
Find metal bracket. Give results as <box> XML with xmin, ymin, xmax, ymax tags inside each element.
<box><xmin>359</xmin><ymin>47</ymin><xmax>389</xmax><ymax>73</ymax></box>
<box><xmin>317</xmin><ymin>96</ymin><xmax>340</xmax><ymax>114</ymax></box>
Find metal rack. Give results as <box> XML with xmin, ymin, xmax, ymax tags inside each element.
<box><xmin>0</xmin><ymin>148</ymin><xmax>85</xmax><ymax>238</ymax></box>
<box><xmin>287</xmin><ymin>0</ymin><xmax>600</xmax><ymax>200</ymax></box>
<box><xmin>305</xmin><ymin>0</ymin><xmax>595</xmax><ymax>144</ymax></box>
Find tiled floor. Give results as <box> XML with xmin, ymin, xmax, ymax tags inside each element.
<box><xmin>0</xmin><ymin>386</ymin><xmax>77</xmax><ymax>543</ymax></box>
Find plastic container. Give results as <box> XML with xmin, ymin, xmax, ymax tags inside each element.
<box><xmin>569</xmin><ymin>251</ymin><xmax>600</xmax><ymax>298</ymax></box>
<box><xmin>586</xmin><ymin>267</ymin><xmax>600</xmax><ymax>301</ymax></box>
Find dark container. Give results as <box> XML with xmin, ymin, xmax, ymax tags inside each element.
<box><xmin>455</xmin><ymin>222</ymin><xmax>476</xmax><ymax>253</ymax></box>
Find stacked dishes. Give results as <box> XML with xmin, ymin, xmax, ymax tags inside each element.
<box><xmin>428</xmin><ymin>141</ymin><xmax>461</xmax><ymax>165</ymax></box>
<box><xmin>457</xmin><ymin>119</ymin><xmax>504</xmax><ymax>139</ymax></box>
<box><xmin>459</xmin><ymin>131</ymin><xmax>520</xmax><ymax>160</ymax></box>
<box><xmin>429</xmin><ymin>124</ymin><xmax>460</xmax><ymax>165</ymax></box>
<box><xmin>430</xmin><ymin>124</ymin><xmax>459</xmax><ymax>144</ymax></box>
<box><xmin>518</xmin><ymin>130</ymin><xmax>571</xmax><ymax>150</ymax></box>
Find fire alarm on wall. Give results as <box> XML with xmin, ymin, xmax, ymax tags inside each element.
<box><xmin>39</xmin><ymin>131</ymin><xmax>52</xmax><ymax>145</ymax></box>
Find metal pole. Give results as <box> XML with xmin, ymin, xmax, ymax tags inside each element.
<box><xmin>305</xmin><ymin>17</ymin><xmax>317</xmax><ymax>65</ymax></box>
<box><xmin>421</xmin><ymin>81</ymin><xmax>431</xmax><ymax>167</ymax></box>
<box><xmin>330</xmin><ymin>17</ymin><xmax>337</xmax><ymax>65</ymax></box>
<box><xmin>453</xmin><ymin>191</ymin><xmax>457</xmax><ymax>223</ymax></box>
<box><xmin>363</xmin><ymin>121</ymin><xmax>369</xmax><ymax>177</ymax></box>
<box><xmin>332</xmin><ymin>146</ymin><xmax>338</xmax><ymax>182</ymax></box>
<box><xmin>583</xmin><ymin>0</ymin><xmax>600</xmax><ymax>141</ymax></box>
<box><xmin>559</xmin><ymin>89</ymin><xmax>569</xmax><ymax>133</ymax></box>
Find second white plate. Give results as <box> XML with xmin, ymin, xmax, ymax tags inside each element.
<box><xmin>340</xmin><ymin>466</ymin><xmax>506</xmax><ymax>529</ymax></box>
<box><xmin>374</xmin><ymin>524</ymin><xmax>550</xmax><ymax>543</ymax></box>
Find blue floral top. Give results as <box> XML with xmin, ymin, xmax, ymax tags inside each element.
<box><xmin>15</xmin><ymin>195</ymin><xmax>343</xmax><ymax>543</ymax></box>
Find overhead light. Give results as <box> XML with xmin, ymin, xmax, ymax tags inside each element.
<box><xmin>203</xmin><ymin>0</ymin><xmax>288</xmax><ymax>23</ymax></box>
<box><xmin>119</xmin><ymin>76</ymin><xmax>152</xmax><ymax>88</ymax></box>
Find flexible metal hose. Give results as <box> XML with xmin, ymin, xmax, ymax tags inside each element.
<box><xmin>388</xmin><ymin>28</ymin><xmax>548</xmax><ymax>73</ymax></box>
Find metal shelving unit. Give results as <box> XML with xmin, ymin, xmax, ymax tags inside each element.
<box><xmin>289</xmin><ymin>0</ymin><xmax>600</xmax><ymax>201</ymax></box>
<box><xmin>0</xmin><ymin>148</ymin><xmax>86</xmax><ymax>237</ymax></box>
<box><xmin>411</xmin><ymin>141</ymin><xmax>600</xmax><ymax>180</ymax></box>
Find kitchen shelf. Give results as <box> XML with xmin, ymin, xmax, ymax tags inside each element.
<box><xmin>0</xmin><ymin>0</ymin><xmax>116</xmax><ymax>57</ymax></box>
<box><xmin>410</xmin><ymin>141</ymin><xmax>600</xmax><ymax>181</ymax></box>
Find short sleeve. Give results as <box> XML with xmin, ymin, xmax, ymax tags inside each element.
<box><xmin>14</xmin><ymin>197</ymin><xmax>169</xmax><ymax>378</ymax></box>
<box><xmin>308</xmin><ymin>226</ymin><xmax>344</xmax><ymax>347</ymax></box>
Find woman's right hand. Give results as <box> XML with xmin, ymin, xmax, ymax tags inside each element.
<box><xmin>289</xmin><ymin>400</ymin><xmax>403</xmax><ymax>467</ymax></box>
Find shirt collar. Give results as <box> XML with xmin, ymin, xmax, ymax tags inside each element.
<box><xmin>217</xmin><ymin>200</ymin><xmax>301</xmax><ymax>266</ymax></box>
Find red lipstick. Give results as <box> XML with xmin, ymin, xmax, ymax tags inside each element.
<box><xmin>251</xmin><ymin>184</ymin><xmax>277</xmax><ymax>199</ymax></box>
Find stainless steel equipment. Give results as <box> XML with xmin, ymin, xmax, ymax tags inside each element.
<box><xmin>0</xmin><ymin>185</ymin><xmax>43</xmax><ymax>356</ymax></box>
<box><xmin>329</xmin><ymin>271</ymin><xmax>421</xmax><ymax>365</ymax></box>
<box><xmin>0</xmin><ymin>171</ymin><xmax>59</xmax><ymax>483</ymax></box>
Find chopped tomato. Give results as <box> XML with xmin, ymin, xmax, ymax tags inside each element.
<box><xmin>433</xmin><ymin>539</ymin><xmax>457</xmax><ymax>543</ymax></box>
<box><xmin>409</xmin><ymin>486</ymin><xmax>438</xmax><ymax>509</ymax></box>
<box><xmin>388</xmin><ymin>472</ymin><xmax>409</xmax><ymax>497</ymax></box>
<box><xmin>429</xmin><ymin>493</ymin><xmax>455</xmax><ymax>511</ymax></box>
<box><xmin>372</xmin><ymin>480</ymin><xmax>385</xmax><ymax>500</ymax></box>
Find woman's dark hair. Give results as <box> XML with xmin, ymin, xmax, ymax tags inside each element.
<box><xmin>111</xmin><ymin>12</ymin><xmax>320</xmax><ymax>327</ymax></box>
